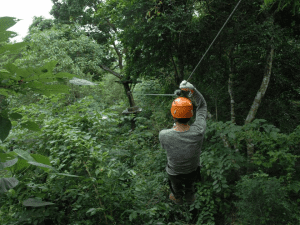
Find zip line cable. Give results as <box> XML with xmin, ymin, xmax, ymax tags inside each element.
<box><xmin>187</xmin><ymin>0</ymin><xmax>243</xmax><ymax>82</ymax></box>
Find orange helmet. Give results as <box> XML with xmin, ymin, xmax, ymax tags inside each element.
<box><xmin>171</xmin><ymin>97</ymin><xmax>193</xmax><ymax>118</ymax></box>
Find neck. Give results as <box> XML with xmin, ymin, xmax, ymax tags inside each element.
<box><xmin>174</xmin><ymin>122</ymin><xmax>189</xmax><ymax>128</ymax></box>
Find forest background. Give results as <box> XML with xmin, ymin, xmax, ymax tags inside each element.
<box><xmin>0</xmin><ymin>0</ymin><xmax>300</xmax><ymax>224</ymax></box>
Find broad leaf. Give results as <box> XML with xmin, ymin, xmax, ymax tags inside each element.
<box><xmin>0</xmin><ymin>42</ymin><xmax>28</xmax><ymax>55</ymax></box>
<box><xmin>0</xmin><ymin>17</ymin><xmax>20</xmax><ymax>42</ymax></box>
<box><xmin>30</xmin><ymin>154</ymin><xmax>51</xmax><ymax>165</ymax></box>
<box><xmin>10</xmin><ymin>158</ymin><xmax>30</xmax><ymax>173</ymax></box>
<box><xmin>13</xmin><ymin>149</ymin><xmax>35</xmax><ymax>162</ymax></box>
<box><xmin>0</xmin><ymin>88</ymin><xmax>16</xmax><ymax>97</ymax></box>
<box><xmin>52</xmin><ymin>173</ymin><xmax>81</xmax><ymax>177</ymax></box>
<box><xmin>42</xmin><ymin>60</ymin><xmax>58</xmax><ymax>74</ymax></box>
<box><xmin>0</xmin><ymin>17</ymin><xmax>20</xmax><ymax>33</ymax></box>
<box><xmin>9</xmin><ymin>113</ymin><xmax>22</xmax><ymax>120</ymax></box>
<box><xmin>0</xmin><ymin>157</ymin><xmax>18</xmax><ymax>169</ymax></box>
<box><xmin>28</xmin><ymin>161</ymin><xmax>54</xmax><ymax>170</ymax></box>
<box><xmin>55</xmin><ymin>72</ymin><xmax>76</xmax><ymax>78</ymax></box>
<box><xmin>0</xmin><ymin>116</ymin><xmax>12</xmax><ymax>142</ymax></box>
<box><xmin>2</xmin><ymin>63</ymin><xmax>20</xmax><ymax>81</ymax></box>
<box><xmin>0</xmin><ymin>153</ymin><xmax>15</xmax><ymax>162</ymax></box>
<box><xmin>69</xmin><ymin>77</ymin><xmax>96</xmax><ymax>86</ymax></box>
<box><xmin>23</xmin><ymin>198</ymin><xmax>55</xmax><ymax>207</ymax></box>
<box><xmin>30</xmin><ymin>154</ymin><xmax>52</xmax><ymax>172</ymax></box>
<box><xmin>0</xmin><ymin>89</ymin><xmax>9</xmax><ymax>97</ymax></box>
<box><xmin>20</xmin><ymin>121</ymin><xmax>41</xmax><ymax>131</ymax></box>
<box><xmin>0</xmin><ymin>177</ymin><xmax>19</xmax><ymax>193</ymax></box>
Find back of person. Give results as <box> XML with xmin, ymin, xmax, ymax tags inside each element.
<box><xmin>159</xmin><ymin>80</ymin><xmax>207</xmax><ymax>205</ymax></box>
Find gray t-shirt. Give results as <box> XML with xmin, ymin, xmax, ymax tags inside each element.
<box><xmin>159</xmin><ymin>88</ymin><xmax>207</xmax><ymax>176</ymax></box>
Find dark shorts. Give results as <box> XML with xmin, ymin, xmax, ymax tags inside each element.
<box><xmin>167</xmin><ymin>165</ymin><xmax>201</xmax><ymax>200</ymax></box>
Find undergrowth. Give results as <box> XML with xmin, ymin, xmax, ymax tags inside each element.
<box><xmin>0</xmin><ymin>91</ymin><xmax>300</xmax><ymax>225</ymax></box>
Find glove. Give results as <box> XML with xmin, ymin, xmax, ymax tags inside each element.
<box><xmin>174</xmin><ymin>89</ymin><xmax>181</xmax><ymax>96</ymax></box>
<box><xmin>179</xmin><ymin>80</ymin><xmax>194</xmax><ymax>92</ymax></box>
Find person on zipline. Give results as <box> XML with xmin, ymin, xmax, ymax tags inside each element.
<box><xmin>159</xmin><ymin>80</ymin><xmax>207</xmax><ymax>205</ymax></box>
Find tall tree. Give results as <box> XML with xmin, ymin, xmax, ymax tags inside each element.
<box><xmin>50</xmin><ymin>0</ymin><xmax>143</xmax><ymax>130</ymax></box>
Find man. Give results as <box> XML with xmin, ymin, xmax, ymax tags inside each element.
<box><xmin>159</xmin><ymin>80</ymin><xmax>207</xmax><ymax>205</ymax></box>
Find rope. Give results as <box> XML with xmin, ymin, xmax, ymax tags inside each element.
<box><xmin>187</xmin><ymin>0</ymin><xmax>243</xmax><ymax>82</ymax></box>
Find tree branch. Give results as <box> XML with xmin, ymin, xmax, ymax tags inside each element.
<box><xmin>99</xmin><ymin>64</ymin><xmax>123</xmax><ymax>79</ymax></box>
<box><xmin>112</xmin><ymin>41</ymin><xmax>123</xmax><ymax>69</ymax></box>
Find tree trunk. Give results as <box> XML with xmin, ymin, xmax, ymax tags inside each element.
<box><xmin>99</xmin><ymin>64</ymin><xmax>137</xmax><ymax>131</ymax></box>
<box><xmin>228</xmin><ymin>68</ymin><xmax>236</xmax><ymax>124</ymax></box>
<box><xmin>123</xmin><ymin>82</ymin><xmax>136</xmax><ymax>131</ymax></box>
<box><xmin>215</xmin><ymin>97</ymin><xmax>218</xmax><ymax>121</ymax></box>
<box><xmin>171</xmin><ymin>55</ymin><xmax>180</xmax><ymax>85</ymax></box>
<box><xmin>226</xmin><ymin>44</ymin><xmax>237</xmax><ymax>124</ymax></box>
<box><xmin>245</xmin><ymin>43</ymin><xmax>274</xmax><ymax>172</ymax></box>
<box><xmin>123</xmin><ymin>82</ymin><xmax>135</xmax><ymax>108</ymax></box>
<box><xmin>245</xmin><ymin>46</ymin><xmax>274</xmax><ymax>124</ymax></box>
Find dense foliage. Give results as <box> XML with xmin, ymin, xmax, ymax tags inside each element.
<box><xmin>1</xmin><ymin>0</ymin><xmax>300</xmax><ymax>224</ymax></box>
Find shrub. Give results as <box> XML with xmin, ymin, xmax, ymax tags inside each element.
<box><xmin>234</xmin><ymin>172</ymin><xmax>300</xmax><ymax>224</ymax></box>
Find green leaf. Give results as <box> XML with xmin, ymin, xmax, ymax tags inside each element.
<box><xmin>51</xmin><ymin>173</ymin><xmax>81</xmax><ymax>177</ymax></box>
<box><xmin>222</xmin><ymin>184</ymin><xmax>229</xmax><ymax>188</ymax></box>
<box><xmin>0</xmin><ymin>153</ymin><xmax>15</xmax><ymax>162</ymax></box>
<box><xmin>55</xmin><ymin>72</ymin><xmax>76</xmax><ymax>79</ymax></box>
<box><xmin>0</xmin><ymin>157</ymin><xmax>18</xmax><ymax>169</ymax></box>
<box><xmin>22</xmin><ymin>198</ymin><xmax>55</xmax><ymax>207</ymax></box>
<box><xmin>86</xmin><ymin>208</ymin><xmax>96</xmax><ymax>214</ymax></box>
<box><xmin>106</xmin><ymin>215</ymin><xmax>114</xmax><ymax>221</ymax></box>
<box><xmin>13</xmin><ymin>149</ymin><xmax>35</xmax><ymax>162</ymax></box>
<box><xmin>128</xmin><ymin>170</ymin><xmax>136</xmax><ymax>176</ymax></box>
<box><xmin>228</xmin><ymin>132</ymin><xmax>236</xmax><ymax>139</ymax></box>
<box><xmin>0</xmin><ymin>17</ymin><xmax>20</xmax><ymax>42</ymax></box>
<box><xmin>0</xmin><ymin>177</ymin><xmax>19</xmax><ymax>193</ymax></box>
<box><xmin>9</xmin><ymin>113</ymin><xmax>22</xmax><ymax>120</ymax></box>
<box><xmin>42</xmin><ymin>60</ymin><xmax>58</xmax><ymax>74</ymax></box>
<box><xmin>129</xmin><ymin>211</ymin><xmax>137</xmax><ymax>221</ymax></box>
<box><xmin>69</xmin><ymin>77</ymin><xmax>96</xmax><ymax>86</ymax></box>
<box><xmin>0</xmin><ymin>42</ymin><xmax>28</xmax><ymax>55</ymax></box>
<box><xmin>0</xmin><ymin>116</ymin><xmax>12</xmax><ymax>142</ymax></box>
<box><xmin>290</xmin><ymin>181</ymin><xmax>300</xmax><ymax>193</ymax></box>
<box><xmin>144</xmin><ymin>132</ymin><xmax>153</xmax><ymax>137</ymax></box>
<box><xmin>20</xmin><ymin>121</ymin><xmax>41</xmax><ymax>131</ymax></box>
<box><xmin>9</xmin><ymin>158</ymin><xmax>30</xmax><ymax>173</ymax></box>
<box><xmin>0</xmin><ymin>89</ymin><xmax>9</xmax><ymax>97</ymax></box>
<box><xmin>28</xmin><ymin>161</ymin><xmax>54</xmax><ymax>170</ymax></box>
<box><xmin>0</xmin><ymin>17</ymin><xmax>20</xmax><ymax>33</ymax></box>
<box><xmin>2</xmin><ymin>63</ymin><xmax>20</xmax><ymax>80</ymax></box>
<box><xmin>31</xmin><ymin>154</ymin><xmax>51</xmax><ymax>165</ymax></box>
<box><xmin>83</xmin><ymin>135</ymin><xmax>91</xmax><ymax>140</ymax></box>
<box><xmin>270</xmin><ymin>132</ymin><xmax>277</xmax><ymax>139</ymax></box>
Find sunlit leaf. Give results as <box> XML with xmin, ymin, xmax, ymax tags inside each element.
<box><xmin>28</xmin><ymin>161</ymin><xmax>54</xmax><ymax>170</ymax></box>
<box><xmin>69</xmin><ymin>77</ymin><xmax>96</xmax><ymax>86</ymax></box>
<box><xmin>0</xmin><ymin>177</ymin><xmax>19</xmax><ymax>193</ymax></box>
<box><xmin>23</xmin><ymin>198</ymin><xmax>55</xmax><ymax>207</ymax></box>
<box><xmin>51</xmin><ymin>173</ymin><xmax>81</xmax><ymax>177</ymax></box>
<box><xmin>0</xmin><ymin>157</ymin><xmax>18</xmax><ymax>169</ymax></box>
<box><xmin>13</xmin><ymin>149</ymin><xmax>35</xmax><ymax>162</ymax></box>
